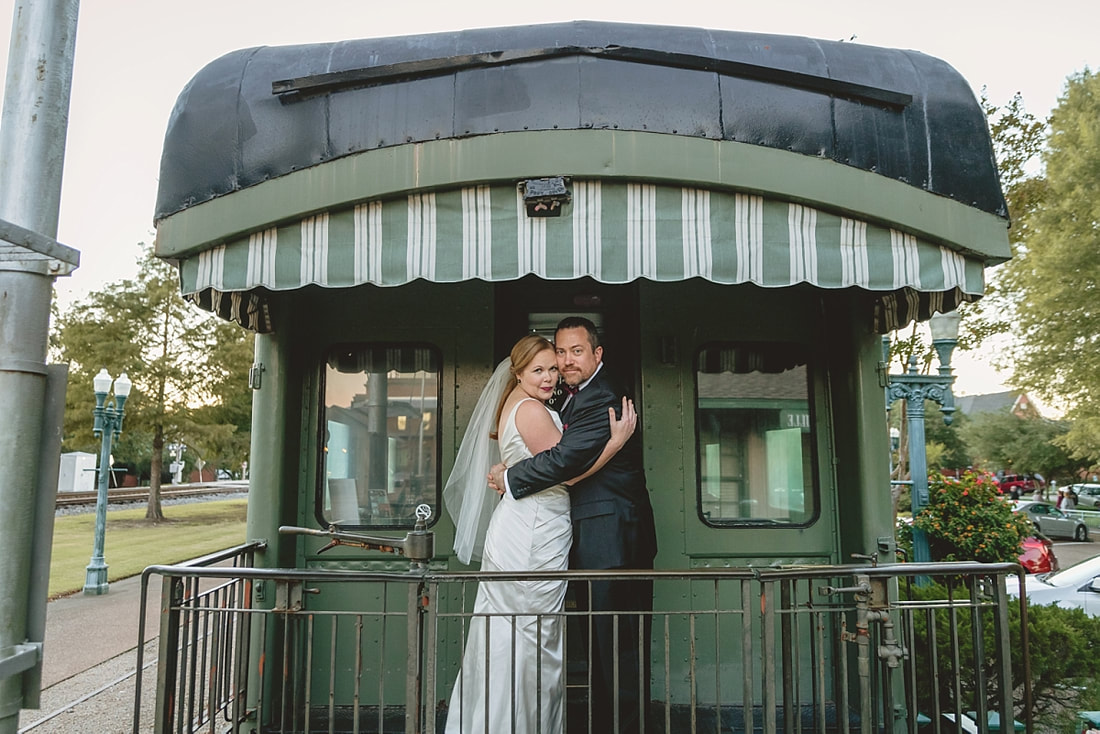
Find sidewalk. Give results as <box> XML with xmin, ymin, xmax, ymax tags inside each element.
<box><xmin>18</xmin><ymin>574</ymin><xmax>161</xmax><ymax>733</ymax></box>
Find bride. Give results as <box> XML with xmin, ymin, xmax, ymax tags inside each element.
<box><xmin>443</xmin><ymin>334</ymin><xmax>636</xmax><ymax>734</ymax></box>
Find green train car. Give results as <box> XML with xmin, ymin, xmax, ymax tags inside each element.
<box><xmin>146</xmin><ymin>21</ymin><xmax>1019</xmax><ymax>734</ymax></box>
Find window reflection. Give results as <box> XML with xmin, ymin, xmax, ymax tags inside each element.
<box><xmin>320</xmin><ymin>346</ymin><xmax>440</xmax><ymax>528</ymax></box>
<box><xmin>696</xmin><ymin>344</ymin><xmax>816</xmax><ymax>525</ymax></box>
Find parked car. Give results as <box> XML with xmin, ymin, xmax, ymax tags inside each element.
<box><xmin>1011</xmin><ymin>500</ymin><xmax>1090</xmax><ymax>541</ymax></box>
<box><xmin>1019</xmin><ymin>534</ymin><xmax>1059</xmax><ymax>574</ymax></box>
<box><xmin>996</xmin><ymin>473</ymin><xmax>1040</xmax><ymax>497</ymax></box>
<box><xmin>1069</xmin><ymin>484</ymin><xmax>1100</xmax><ymax>509</ymax></box>
<box><xmin>1004</xmin><ymin>555</ymin><xmax>1100</xmax><ymax>616</ymax></box>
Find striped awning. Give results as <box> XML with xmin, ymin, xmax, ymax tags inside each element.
<box><xmin>180</xmin><ymin>181</ymin><xmax>984</xmax><ymax>333</ymax></box>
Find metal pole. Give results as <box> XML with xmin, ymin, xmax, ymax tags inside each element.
<box><xmin>0</xmin><ymin>1</ymin><xmax>80</xmax><ymax>730</ymax></box>
<box><xmin>83</xmin><ymin>412</ymin><xmax>115</xmax><ymax>594</ymax></box>
<box><xmin>905</xmin><ymin>390</ymin><xmax>932</xmax><ymax>563</ymax></box>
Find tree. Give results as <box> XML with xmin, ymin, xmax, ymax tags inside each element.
<box><xmin>924</xmin><ymin>404</ymin><xmax>970</xmax><ymax>471</ymax></box>
<box><xmin>52</xmin><ymin>244</ymin><xmax>254</xmax><ymax>520</ymax></box>
<box><xmin>960</xmin><ymin>410</ymin><xmax>1086</xmax><ymax>483</ymax></box>
<box><xmin>995</xmin><ymin>70</ymin><xmax>1100</xmax><ymax>462</ymax></box>
<box><xmin>948</xmin><ymin>91</ymin><xmax>1051</xmax><ymax>383</ymax></box>
<box><xmin>185</xmin><ymin>321</ymin><xmax>255</xmax><ymax>478</ymax></box>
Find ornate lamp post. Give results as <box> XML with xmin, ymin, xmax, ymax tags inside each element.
<box><xmin>885</xmin><ymin>311</ymin><xmax>960</xmax><ymax>564</ymax></box>
<box><xmin>83</xmin><ymin>369</ymin><xmax>132</xmax><ymax>595</ymax></box>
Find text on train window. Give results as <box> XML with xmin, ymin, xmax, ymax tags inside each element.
<box><xmin>695</xmin><ymin>344</ymin><xmax>817</xmax><ymax>526</ymax></box>
<box><xmin>318</xmin><ymin>345</ymin><xmax>440</xmax><ymax>529</ymax></box>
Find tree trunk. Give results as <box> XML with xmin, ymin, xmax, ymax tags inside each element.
<box><xmin>146</xmin><ymin>423</ymin><xmax>166</xmax><ymax>521</ymax></box>
<box><xmin>146</xmin><ymin>308</ymin><xmax>172</xmax><ymax>522</ymax></box>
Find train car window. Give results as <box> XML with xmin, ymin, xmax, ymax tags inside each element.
<box><xmin>695</xmin><ymin>344</ymin><xmax>817</xmax><ymax>526</ymax></box>
<box><xmin>318</xmin><ymin>345</ymin><xmax>440</xmax><ymax>528</ymax></box>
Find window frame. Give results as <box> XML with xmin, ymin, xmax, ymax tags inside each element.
<box><xmin>314</xmin><ymin>342</ymin><xmax>443</xmax><ymax>530</ymax></box>
<box><xmin>692</xmin><ymin>341</ymin><xmax>822</xmax><ymax>529</ymax></box>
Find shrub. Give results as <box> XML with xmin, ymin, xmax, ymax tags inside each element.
<box><xmin>908</xmin><ymin>472</ymin><xmax>1031</xmax><ymax>563</ymax></box>
<box><xmin>903</xmin><ymin>579</ymin><xmax>1100</xmax><ymax>724</ymax></box>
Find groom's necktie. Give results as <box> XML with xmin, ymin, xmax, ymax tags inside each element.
<box><xmin>561</xmin><ymin>385</ymin><xmax>578</xmax><ymax>426</ymax></box>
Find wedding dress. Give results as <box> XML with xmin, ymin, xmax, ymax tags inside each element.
<box><xmin>445</xmin><ymin>398</ymin><xmax>572</xmax><ymax>734</ymax></box>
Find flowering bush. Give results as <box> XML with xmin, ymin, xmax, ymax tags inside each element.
<box><xmin>903</xmin><ymin>472</ymin><xmax>1032</xmax><ymax>563</ymax></box>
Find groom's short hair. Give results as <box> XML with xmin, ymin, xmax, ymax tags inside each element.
<box><xmin>555</xmin><ymin>316</ymin><xmax>601</xmax><ymax>350</ymax></box>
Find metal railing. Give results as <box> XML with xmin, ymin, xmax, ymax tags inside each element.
<box><xmin>1062</xmin><ymin>507</ymin><xmax>1100</xmax><ymax>530</ymax></box>
<box><xmin>133</xmin><ymin>541</ymin><xmax>266</xmax><ymax>734</ymax></box>
<box><xmin>133</xmin><ymin>556</ymin><xmax>1030</xmax><ymax>734</ymax></box>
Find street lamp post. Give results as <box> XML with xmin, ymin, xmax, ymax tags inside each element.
<box><xmin>884</xmin><ymin>311</ymin><xmax>960</xmax><ymax>564</ymax></box>
<box><xmin>83</xmin><ymin>369</ymin><xmax>132</xmax><ymax>595</ymax></box>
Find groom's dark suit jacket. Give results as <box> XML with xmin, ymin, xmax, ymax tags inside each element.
<box><xmin>507</xmin><ymin>366</ymin><xmax>656</xmax><ymax>570</ymax></box>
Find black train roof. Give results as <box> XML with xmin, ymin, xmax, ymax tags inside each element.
<box><xmin>155</xmin><ymin>20</ymin><xmax>1007</xmax><ymax>222</ymax></box>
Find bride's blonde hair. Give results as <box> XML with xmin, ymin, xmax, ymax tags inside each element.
<box><xmin>490</xmin><ymin>334</ymin><xmax>554</xmax><ymax>440</ymax></box>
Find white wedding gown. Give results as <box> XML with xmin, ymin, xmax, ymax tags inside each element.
<box><xmin>446</xmin><ymin>398</ymin><xmax>572</xmax><ymax>734</ymax></box>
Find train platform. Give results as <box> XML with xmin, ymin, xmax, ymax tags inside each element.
<box><xmin>18</xmin><ymin>574</ymin><xmax>160</xmax><ymax>733</ymax></box>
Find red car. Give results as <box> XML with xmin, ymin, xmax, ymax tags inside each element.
<box><xmin>1019</xmin><ymin>534</ymin><xmax>1059</xmax><ymax>574</ymax></box>
<box><xmin>996</xmin><ymin>473</ymin><xmax>1041</xmax><ymax>497</ymax></box>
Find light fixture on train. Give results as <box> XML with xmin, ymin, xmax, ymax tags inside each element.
<box><xmin>521</xmin><ymin>176</ymin><xmax>571</xmax><ymax>217</ymax></box>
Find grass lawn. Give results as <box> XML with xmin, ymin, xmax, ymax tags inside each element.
<box><xmin>49</xmin><ymin>498</ymin><xmax>247</xmax><ymax>598</ymax></box>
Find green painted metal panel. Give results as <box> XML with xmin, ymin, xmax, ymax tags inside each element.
<box><xmin>155</xmin><ymin>130</ymin><xmax>1009</xmax><ymax>264</ymax></box>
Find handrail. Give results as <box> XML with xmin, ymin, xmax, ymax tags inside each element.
<box><xmin>134</xmin><ymin>553</ymin><xmax>1031</xmax><ymax>733</ymax></box>
<box><xmin>132</xmin><ymin>540</ymin><xmax>267</xmax><ymax>734</ymax></box>
<box><xmin>279</xmin><ymin>503</ymin><xmax>434</xmax><ymax>567</ymax></box>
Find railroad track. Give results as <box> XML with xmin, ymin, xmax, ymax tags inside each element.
<box><xmin>55</xmin><ymin>482</ymin><xmax>248</xmax><ymax>508</ymax></box>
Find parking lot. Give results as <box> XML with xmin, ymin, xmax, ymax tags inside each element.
<box><xmin>1052</xmin><ymin>536</ymin><xmax>1098</xmax><ymax>568</ymax></box>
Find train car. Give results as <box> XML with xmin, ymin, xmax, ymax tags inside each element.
<box><xmin>141</xmin><ymin>21</ymin><xmax>1023</xmax><ymax>734</ymax></box>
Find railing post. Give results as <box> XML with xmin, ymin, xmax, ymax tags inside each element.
<box><xmin>761</xmin><ymin>579</ymin><xmax>777</xmax><ymax>734</ymax></box>
<box><xmin>154</xmin><ymin>576</ymin><xmax>184</xmax><ymax>733</ymax></box>
<box><xmin>406</xmin><ymin>578</ymin><xmax>428</xmax><ymax>734</ymax></box>
<box><xmin>421</xmin><ymin>578</ymin><xmax>439</xmax><ymax>734</ymax></box>
<box><xmin>968</xmin><ymin>577</ymin><xmax>989</xmax><ymax>733</ymax></box>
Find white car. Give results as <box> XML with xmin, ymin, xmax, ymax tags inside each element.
<box><xmin>1004</xmin><ymin>556</ymin><xmax>1100</xmax><ymax>616</ymax></box>
<box><xmin>1070</xmin><ymin>483</ymin><xmax>1100</xmax><ymax>509</ymax></box>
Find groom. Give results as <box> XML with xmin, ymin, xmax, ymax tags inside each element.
<box><xmin>490</xmin><ymin>316</ymin><xmax>657</xmax><ymax>734</ymax></box>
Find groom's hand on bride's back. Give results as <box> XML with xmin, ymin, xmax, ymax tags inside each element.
<box><xmin>488</xmin><ymin>462</ymin><xmax>507</xmax><ymax>496</ymax></box>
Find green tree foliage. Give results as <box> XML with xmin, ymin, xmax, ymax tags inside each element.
<box><xmin>952</xmin><ymin>92</ymin><xmax>1050</xmax><ymax>382</ymax></box>
<box><xmin>983</xmin><ymin>90</ymin><xmax>1048</xmax><ymax>216</ymax></box>
<box><xmin>961</xmin><ymin>410</ymin><xmax>1086</xmax><ymax>483</ymax></box>
<box><xmin>995</xmin><ymin>71</ymin><xmax>1100</xmax><ymax>462</ymax></box>
<box><xmin>185</xmin><ymin>321</ymin><xmax>254</xmax><ymax>477</ymax></box>
<box><xmin>924</xmin><ymin>403</ymin><xmax>970</xmax><ymax>472</ymax></box>
<box><xmin>52</xmin><ymin>244</ymin><xmax>254</xmax><ymax>520</ymax></box>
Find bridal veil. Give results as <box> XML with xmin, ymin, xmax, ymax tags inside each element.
<box><xmin>442</xmin><ymin>358</ymin><xmax>512</xmax><ymax>564</ymax></box>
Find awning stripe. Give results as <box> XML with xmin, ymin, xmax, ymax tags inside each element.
<box><xmin>840</xmin><ymin>217</ymin><xmax>869</xmax><ymax>288</ymax></box>
<box><xmin>247</xmin><ymin>228</ymin><xmax>277</xmax><ymax>288</ymax></box>
<box><xmin>301</xmin><ymin>213</ymin><xmax>329</xmax><ymax>286</ymax></box>
<box><xmin>515</xmin><ymin>186</ymin><xmax>547</xmax><ymax>278</ymax></box>
<box><xmin>682</xmin><ymin>188</ymin><xmax>712</xmax><ymax>279</ymax></box>
<box><xmin>407</xmin><ymin>193</ymin><xmax>436</xmax><ymax>281</ymax></box>
<box><xmin>734</xmin><ymin>193</ymin><xmax>763</xmax><ymax>283</ymax></box>
<box><xmin>353</xmin><ymin>201</ymin><xmax>382</xmax><ymax>283</ymax></box>
<box><xmin>461</xmin><ymin>187</ymin><xmax>478</xmax><ymax>278</ymax></box>
<box><xmin>789</xmin><ymin>204</ymin><xmax>818</xmax><ymax>285</ymax></box>
<box><xmin>179</xmin><ymin>180</ymin><xmax>986</xmax><ymax>332</ymax></box>
<box><xmin>572</xmin><ymin>181</ymin><xmax>601</xmax><ymax>279</ymax></box>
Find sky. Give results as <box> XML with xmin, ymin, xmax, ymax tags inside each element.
<box><xmin>1</xmin><ymin>0</ymin><xmax>1096</xmax><ymax>398</ymax></box>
